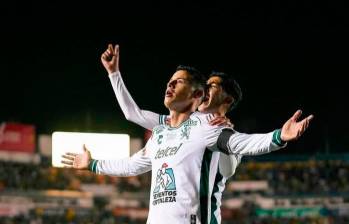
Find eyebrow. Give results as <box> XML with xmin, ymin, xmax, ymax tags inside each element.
<box><xmin>169</xmin><ymin>78</ymin><xmax>190</xmax><ymax>82</ymax></box>
<box><xmin>207</xmin><ymin>82</ymin><xmax>221</xmax><ymax>85</ymax></box>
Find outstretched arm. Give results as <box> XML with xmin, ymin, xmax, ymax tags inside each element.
<box><xmin>207</xmin><ymin>110</ymin><xmax>314</xmax><ymax>155</ymax></box>
<box><xmin>101</xmin><ymin>44</ymin><xmax>162</xmax><ymax>130</ymax></box>
<box><xmin>62</xmin><ymin>145</ymin><xmax>152</xmax><ymax>177</ymax></box>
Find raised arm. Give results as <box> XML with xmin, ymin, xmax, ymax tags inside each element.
<box><xmin>62</xmin><ymin>145</ymin><xmax>152</xmax><ymax>177</ymax></box>
<box><xmin>109</xmin><ymin>72</ymin><xmax>164</xmax><ymax>129</ymax></box>
<box><xmin>101</xmin><ymin>44</ymin><xmax>163</xmax><ymax>130</ymax></box>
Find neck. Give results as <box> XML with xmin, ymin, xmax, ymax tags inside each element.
<box><xmin>168</xmin><ymin>110</ymin><xmax>192</xmax><ymax>127</ymax></box>
<box><xmin>203</xmin><ymin>105</ymin><xmax>227</xmax><ymax>116</ymax></box>
<box><xmin>215</xmin><ymin>106</ymin><xmax>227</xmax><ymax>116</ymax></box>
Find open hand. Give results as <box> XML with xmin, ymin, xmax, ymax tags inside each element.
<box><xmin>61</xmin><ymin>144</ymin><xmax>92</xmax><ymax>169</ymax></box>
<box><xmin>281</xmin><ymin>110</ymin><xmax>314</xmax><ymax>141</ymax></box>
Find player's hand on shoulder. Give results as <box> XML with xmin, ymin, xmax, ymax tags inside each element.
<box><xmin>209</xmin><ymin>113</ymin><xmax>234</xmax><ymax>128</ymax></box>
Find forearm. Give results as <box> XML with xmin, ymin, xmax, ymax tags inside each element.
<box><xmin>108</xmin><ymin>72</ymin><xmax>160</xmax><ymax>130</ymax></box>
<box><xmin>88</xmin><ymin>150</ymin><xmax>151</xmax><ymax>176</ymax></box>
<box><xmin>218</xmin><ymin>129</ymin><xmax>286</xmax><ymax>155</ymax></box>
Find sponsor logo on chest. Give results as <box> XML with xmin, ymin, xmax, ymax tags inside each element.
<box><xmin>155</xmin><ymin>143</ymin><xmax>183</xmax><ymax>159</ymax></box>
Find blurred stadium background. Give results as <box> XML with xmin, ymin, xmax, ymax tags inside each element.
<box><xmin>2</xmin><ymin>1</ymin><xmax>348</xmax><ymax>223</ymax></box>
<box><xmin>0</xmin><ymin>122</ymin><xmax>348</xmax><ymax>224</ymax></box>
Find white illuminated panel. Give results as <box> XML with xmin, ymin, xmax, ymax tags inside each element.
<box><xmin>52</xmin><ymin>132</ymin><xmax>130</xmax><ymax>168</ymax></box>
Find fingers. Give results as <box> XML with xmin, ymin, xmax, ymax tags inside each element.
<box><xmin>206</xmin><ymin>114</ymin><xmax>215</xmax><ymax>123</ymax></box>
<box><xmin>114</xmin><ymin>44</ymin><xmax>119</xmax><ymax>55</ymax></box>
<box><xmin>307</xmin><ymin>114</ymin><xmax>314</xmax><ymax>122</ymax></box>
<box><xmin>62</xmin><ymin>153</ymin><xmax>75</xmax><ymax>167</ymax></box>
<box><xmin>299</xmin><ymin>122</ymin><xmax>306</xmax><ymax>136</ymax></box>
<box><xmin>304</xmin><ymin>115</ymin><xmax>314</xmax><ymax>130</ymax></box>
<box><xmin>108</xmin><ymin>44</ymin><xmax>114</xmax><ymax>54</ymax></box>
<box><xmin>101</xmin><ymin>44</ymin><xmax>116</xmax><ymax>62</ymax></box>
<box><xmin>209</xmin><ymin>116</ymin><xmax>231</xmax><ymax>126</ymax></box>
<box><xmin>304</xmin><ymin>117</ymin><xmax>310</xmax><ymax>130</ymax></box>
<box><xmin>101</xmin><ymin>52</ymin><xmax>113</xmax><ymax>62</ymax></box>
<box><xmin>101</xmin><ymin>52</ymin><xmax>108</xmax><ymax>60</ymax></box>
<box><xmin>62</xmin><ymin>152</ymin><xmax>76</xmax><ymax>167</ymax></box>
<box><xmin>297</xmin><ymin>114</ymin><xmax>314</xmax><ymax>136</ymax></box>
<box><xmin>66</xmin><ymin>152</ymin><xmax>77</xmax><ymax>156</ymax></box>
<box><xmin>62</xmin><ymin>154</ymin><xmax>75</xmax><ymax>161</ymax></box>
<box><xmin>61</xmin><ymin>160</ymin><xmax>73</xmax><ymax>166</ymax></box>
<box><xmin>212</xmin><ymin>113</ymin><xmax>220</xmax><ymax>118</ymax></box>
<box><xmin>291</xmin><ymin>110</ymin><xmax>302</xmax><ymax>121</ymax></box>
<box><xmin>209</xmin><ymin>117</ymin><xmax>221</xmax><ymax>126</ymax></box>
<box><xmin>300</xmin><ymin>114</ymin><xmax>314</xmax><ymax>129</ymax></box>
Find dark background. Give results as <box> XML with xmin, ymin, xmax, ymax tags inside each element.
<box><xmin>1</xmin><ymin>1</ymin><xmax>348</xmax><ymax>155</ymax></box>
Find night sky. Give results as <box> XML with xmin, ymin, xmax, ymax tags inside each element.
<box><xmin>1</xmin><ymin>2</ymin><xmax>348</xmax><ymax>155</ymax></box>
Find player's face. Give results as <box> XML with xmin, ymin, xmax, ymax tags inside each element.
<box><xmin>198</xmin><ymin>76</ymin><xmax>225</xmax><ymax>113</ymax></box>
<box><xmin>164</xmin><ymin>70</ymin><xmax>196</xmax><ymax>111</ymax></box>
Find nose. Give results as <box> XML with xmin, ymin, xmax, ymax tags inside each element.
<box><xmin>167</xmin><ymin>79</ymin><xmax>177</xmax><ymax>89</ymax></box>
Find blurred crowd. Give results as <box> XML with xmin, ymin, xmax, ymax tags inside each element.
<box><xmin>1</xmin><ymin>210</ymin><xmax>348</xmax><ymax>224</ymax></box>
<box><xmin>1</xmin><ymin>159</ymin><xmax>348</xmax><ymax>195</ymax></box>
<box><xmin>0</xmin><ymin>210</ymin><xmax>143</xmax><ymax>224</ymax></box>
<box><xmin>232</xmin><ymin>159</ymin><xmax>349</xmax><ymax>195</ymax></box>
<box><xmin>0</xmin><ymin>158</ymin><xmax>348</xmax><ymax>223</ymax></box>
<box><xmin>0</xmin><ymin>160</ymin><xmax>151</xmax><ymax>193</ymax></box>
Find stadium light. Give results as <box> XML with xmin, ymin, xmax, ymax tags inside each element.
<box><xmin>52</xmin><ymin>131</ymin><xmax>130</xmax><ymax>167</ymax></box>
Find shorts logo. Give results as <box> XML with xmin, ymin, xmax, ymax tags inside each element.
<box><xmin>152</xmin><ymin>163</ymin><xmax>177</xmax><ymax>205</ymax></box>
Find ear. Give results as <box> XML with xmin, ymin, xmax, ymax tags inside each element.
<box><xmin>193</xmin><ymin>89</ymin><xmax>204</xmax><ymax>99</ymax></box>
<box><xmin>224</xmin><ymin>96</ymin><xmax>234</xmax><ymax>105</ymax></box>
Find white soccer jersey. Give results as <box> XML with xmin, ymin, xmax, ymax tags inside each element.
<box><xmin>108</xmin><ymin>71</ymin><xmax>240</xmax><ymax>179</ymax></box>
<box><xmin>90</xmin><ymin>112</ymin><xmax>285</xmax><ymax>223</ymax></box>
<box><xmin>106</xmin><ymin>71</ymin><xmax>286</xmax><ymax>223</ymax></box>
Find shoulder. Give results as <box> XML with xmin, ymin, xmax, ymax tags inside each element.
<box><xmin>152</xmin><ymin>124</ymin><xmax>167</xmax><ymax>135</ymax></box>
<box><xmin>189</xmin><ymin>112</ymin><xmax>216</xmax><ymax>126</ymax></box>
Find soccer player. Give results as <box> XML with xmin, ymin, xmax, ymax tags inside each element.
<box><xmin>62</xmin><ymin>62</ymin><xmax>312</xmax><ymax>223</ymax></box>
<box><xmin>99</xmin><ymin>44</ymin><xmax>313</xmax><ymax>222</ymax></box>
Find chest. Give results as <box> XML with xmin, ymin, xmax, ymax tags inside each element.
<box><xmin>149</xmin><ymin>122</ymin><xmax>206</xmax><ymax>164</ymax></box>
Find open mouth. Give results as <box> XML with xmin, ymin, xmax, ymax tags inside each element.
<box><xmin>165</xmin><ymin>89</ymin><xmax>174</xmax><ymax>97</ymax></box>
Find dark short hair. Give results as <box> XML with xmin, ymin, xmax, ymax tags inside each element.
<box><xmin>176</xmin><ymin>65</ymin><xmax>206</xmax><ymax>90</ymax></box>
<box><xmin>209</xmin><ymin>71</ymin><xmax>243</xmax><ymax>111</ymax></box>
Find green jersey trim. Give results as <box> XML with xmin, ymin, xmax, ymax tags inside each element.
<box><xmin>200</xmin><ymin>149</ymin><xmax>213</xmax><ymax>224</ymax></box>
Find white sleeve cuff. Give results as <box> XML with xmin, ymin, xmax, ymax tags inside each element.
<box><xmin>108</xmin><ymin>71</ymin><xmax>120</xmax><ymax>78</ymax></box>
